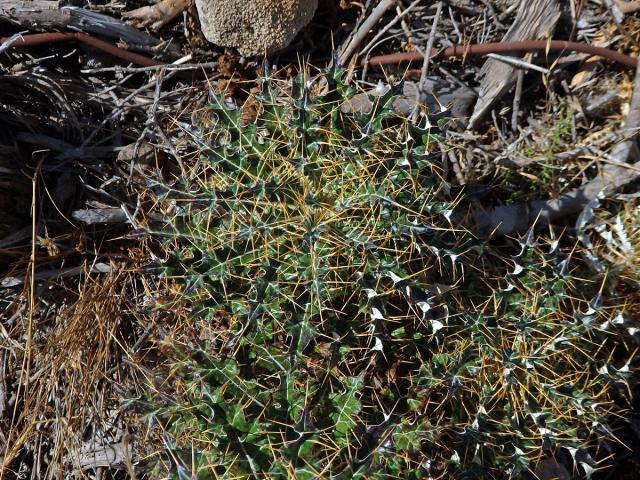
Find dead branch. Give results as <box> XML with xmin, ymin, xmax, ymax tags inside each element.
<box><xmin>122</xmin><ymin>0</ymin><xmax>190</xmax><ymax>31</ymax></box>
<box><xmin>473</xmin><ymin>59</ymin><xmax>640</xmax><ymax>237</ymax></box>
<box><xmin>614</xmin><ymin>0</ymin><xmax>640</xmax><ymax>14</ymax></box>
<box><xmin>338</xmin><ymin>0</ymin><xmax>396</xmax><ymax>65</ymax></box>
<box><xmin>0</xmin><ymin>1</ymin><xmax>159</xmax><ymax>48</ymax></box>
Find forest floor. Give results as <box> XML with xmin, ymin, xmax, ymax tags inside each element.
<box><xmin>1</xmin><ymin>0</ymin><xmax>640</xmax><ymax>478</ymax></box>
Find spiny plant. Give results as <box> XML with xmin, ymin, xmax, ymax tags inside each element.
<box><xmin>147</xmin><ymin>64</ymin><xmax>636</xmax><ymax>479</ymax></box>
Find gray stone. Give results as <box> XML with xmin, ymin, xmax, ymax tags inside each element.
<box><xmin>195</xmin><ymin>0</ymin><xmax>317</xmax><ymax>56</ymax></box>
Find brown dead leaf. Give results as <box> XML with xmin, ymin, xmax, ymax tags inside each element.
<box><xmin>571</xmin><ymin>24</ymin><xmax>618</xmax><ymax>88</ymax></box>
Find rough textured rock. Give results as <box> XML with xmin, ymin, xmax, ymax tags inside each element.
<box><xmin>195</xmin><ymin>0</ymin><xmax>317</xmax><ymax>56</ymax></box>
<box><xmin>340</xmin><ymin>80</ymin><xmax>476</xmax><ymax>122</ymax></box>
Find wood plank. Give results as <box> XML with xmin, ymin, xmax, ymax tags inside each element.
<box><xmin>468</xmin><ymin>0</ymin><xmax>561</xmax><ymax>130</ymax></box>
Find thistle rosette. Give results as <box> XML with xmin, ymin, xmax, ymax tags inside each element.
<box><xmin>150</xmin><ymin>66</ymin><xmax>635</xmax><ymax>479</ymax></box>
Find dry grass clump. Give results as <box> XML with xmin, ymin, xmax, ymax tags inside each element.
<box><xmin>0</xmin><ymin>259</ymin><xmax>167</xmax><ymax>479</ymax></box>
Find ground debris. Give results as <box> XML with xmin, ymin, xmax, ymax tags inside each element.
<box><xmin>2</xmin><ymin>0</ymin><xmax>640</xmax><ymax>478</ymax></box>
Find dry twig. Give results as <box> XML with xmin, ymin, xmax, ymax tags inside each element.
<box><xmin>417</xmin><ymin>1</ymin><xmax>443</xmax><ymax>102</ymax></box>
<box><xmin>339</xmin><ymin>0</ymin><xmax>396</xmax><ymax>65</ymax></box>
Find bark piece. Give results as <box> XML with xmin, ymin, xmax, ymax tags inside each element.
<box><xmin>468</xmin><ymin>0</ymin><xmax>561</xmax><ymax>130</ymax></box>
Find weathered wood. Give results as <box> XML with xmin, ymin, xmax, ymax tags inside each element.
<box><xmin>614</xmin><ymin>0</ymin><xmax>640</xmax><ymax>13</ymax></box>
<box><xmin>0</xmin><ymin>1</ymin><xmax>159</xmax><ymax>47</ymax></box>
<box><xmin>468</xmin><ymin>0</ymin><xmax>561</xmax><ymax>130</ymax></box>
<box><xmin>78</xmin><ymin>438</ymin><xmax>132</xmax><ymax>471</ymax></box>
<box><xmin>0</xmin><ymin>0</ymin><xmax>69</xmax><ymax>30</ymax></box>
<box><xmin>122</xmin><ymin>0</ymin><xmax>191</xmax><ymax>31</ymax></box>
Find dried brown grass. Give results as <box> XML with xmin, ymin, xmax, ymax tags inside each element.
<box><xmin>0</xmin><ymin>253</ymin><xmax>169</xmax><ymax>479</ymax></box>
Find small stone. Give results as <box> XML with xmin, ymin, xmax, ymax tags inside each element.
<box><xmin>195</xmin><ymin>0</ymin><xmax>318</xmax><ymax>56</ymax></box>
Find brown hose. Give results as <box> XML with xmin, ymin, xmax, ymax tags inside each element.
<box><xmin>1</xmin><ymin>32</ymin><xmax>165</xmax><ymax>67</ymax></box>
<box><xmin>2</xmin><ymin>34</ymin><xmax>638</xmax><ymax>71</ymax></box>
<box><xmin>365</xmin><ymin>40</ymin><xmax>638</xmax><ymax>69</ymax></box>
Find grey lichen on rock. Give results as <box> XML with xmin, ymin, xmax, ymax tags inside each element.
<box><xmin>195</xmin><ymin>0</ymin><xmax>318</xmax><ymax>56</ymax></box>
